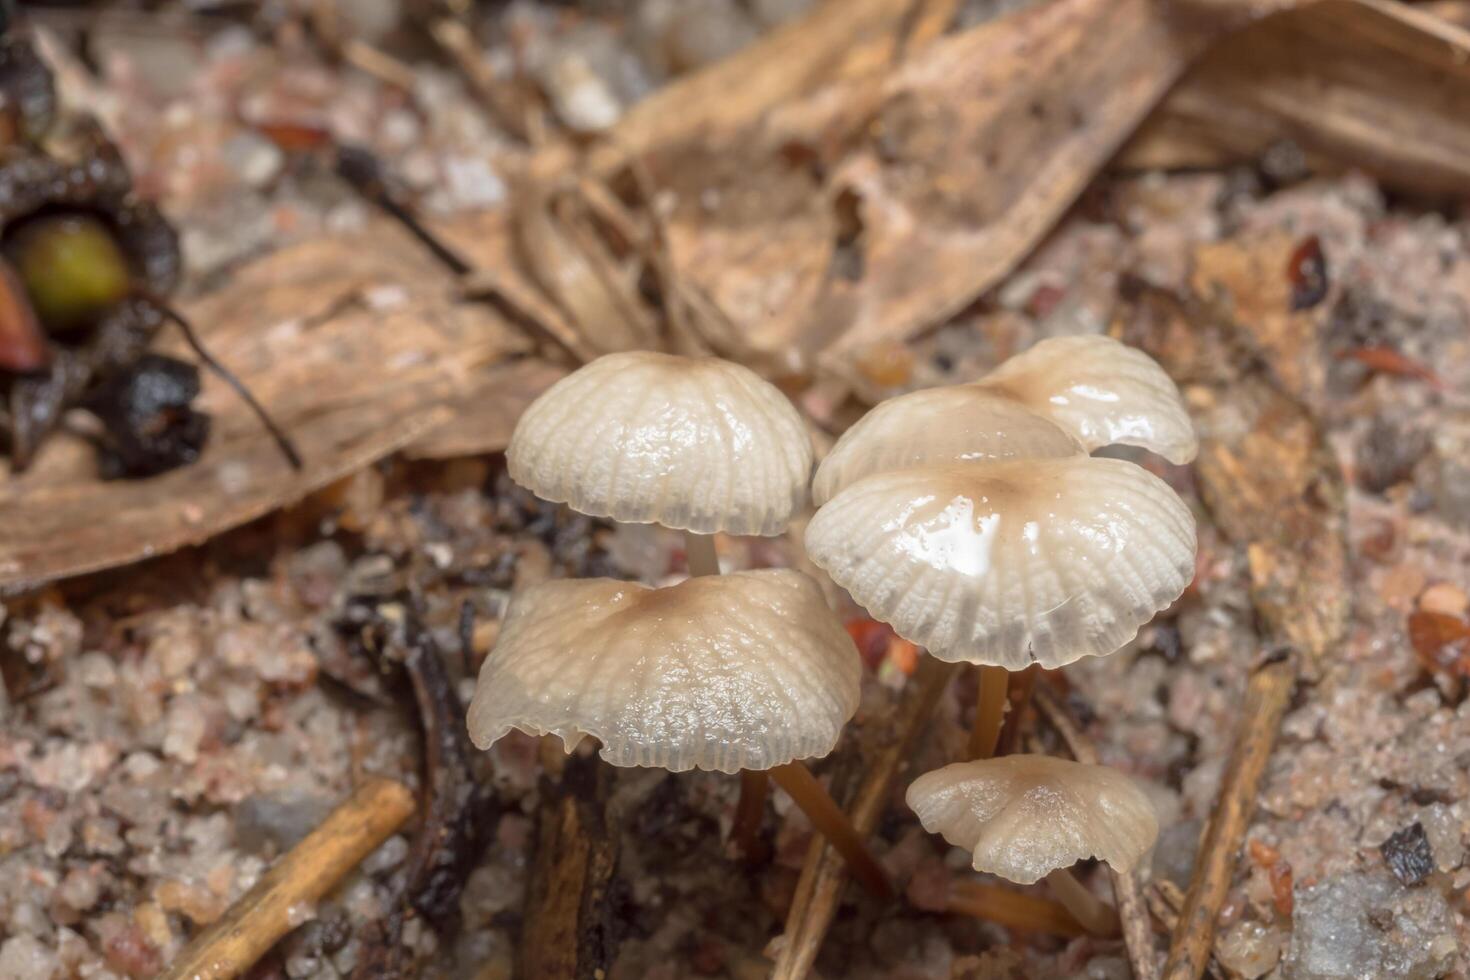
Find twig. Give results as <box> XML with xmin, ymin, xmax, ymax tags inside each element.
<box><xmin>339</xmin><ymin>39</ymin><xmax>419</xmax><ymax>92</ymax></box>
<box><xmin>521</xmin><ymin>750</ymin><xmax>620</xmax><ymax>979</ymax></box>
<box><xmin>429</xmin><ymin>17</ymin><xmax>538</xmax><ymax>144</ymax></box>
<box><xmin>160</xmin><ymin>776</ymin><xmax>416</xmax><ymax>980</ymax></box>
<box><xmin>150</xmin><ymin>297</ymin><xmax>303</xmax><ymax>470</ymax></box>
<box><xmin>1148</xmin><ymin>882</ymin><xmax>1226</xmax><ymax>980</ymax></box>
<box><xmin>1163</xmin><ymin>655</ymin><xmax>1296</xmax><ymax>980</ymax></box>
<box><xmin>334</xmin><ymin>146</ymin><xmax>474</xmax><ymax>277</ymax></box>
<box><xmin>1033</xmin><ymin>684</ymin><xmax>1158</xmax><ymax>980</ymax></box>
<box><xmin>946</xmin><ymin>878</ymin><xmax>1086</xmax><ymax>936</ymax></box>
<box><xmin>771</xmin><ymin>657</ymin><xmax>960</xmax><ymax>980</ymax></box>
<box><xmin>349</xmin><ymin>608</ymin><xmax>497</xmax><ymax>977</ymax></box>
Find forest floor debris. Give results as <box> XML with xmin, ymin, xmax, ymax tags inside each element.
<box><xmin>1</xmin><ymin>2</ymin><xmax>1469</xmax><ymax>978</ymax></box>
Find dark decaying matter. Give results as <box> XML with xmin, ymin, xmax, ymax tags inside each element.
<box><xmin>0</xmin><ymin>13</ymin><xmax>297</xmax><ymax>477</ymax></box>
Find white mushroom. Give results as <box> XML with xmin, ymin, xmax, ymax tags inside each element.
<box><xmin>805</xmin><ymin>456</ymin><xmax>1196</xmax><ymax>669</ymax></box>
<box><xmin>812</xmin><ymin>387</ymin><xmax>1080</xmax><ymax>506</ymax></box>
<box><xmin>976</xmin><ymin>334</ymin><xmax>1197</xmax><ymax>465</ymax></box>
<box><xmin>907</xmin><ymin>754</ymin><xmax>1159</xmax><ymax>934</ymax></box>
<box><xmin>467</xmin><ymin>568</ymin><xmax>858</xmax><ymax>773</ymax></box>
<box><xmin>507</xmin><ymin>351</ymin><xmax>813</xmax><ymax>540</ymax></box>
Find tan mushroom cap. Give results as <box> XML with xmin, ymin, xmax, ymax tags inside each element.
<box><xmin>906</xmin><ymin>755</ymin><xmax>1159</xmax><ymax>885</ymax></box>
<box><xmin>507</xmin><ymin>351</ymin><xmax>812</xmax><ymax>536</ymax></box>
<box><xmin>812</xmin><ymin>387</ymin><xmax>1080</xmax><ymax>506</ymax></box>
<box><xmin>977</xmin><ymin>335</ymin><xmax>1198</xmax><ymax>465</ymax></box>
<box><xmin>804</xmin><ymin>457</ymin><xmax>1196</xmax><ymax>668</ymax></box>
<box><xmin>466</xmin><ymin>568</ymin><xmax>859</xmax><ymax>774</ymax></box>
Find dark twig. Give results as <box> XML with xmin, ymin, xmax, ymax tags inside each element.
<box><xmin>334</xmin><ymin>145</ymin><xmax>474</xmax><ymax>276</ymax></box>
<box><xmin>521</xmin><ymin>749</ymin><xmax>620</xmax><ymax>979</ymax></box>
<box><xmin>1034</xmin><ymin>684</ymin><xmax>1158</xmax><ymax>980</ymax></box>
<box><xmin>340</xmin><ymin>599</ymin><xmax>497</xmax><ymax>978</ymax></box>
<box><xmin>147</xmin><ymin>297</ymin><xmax>303</xmax><ymax>470</ymax></box>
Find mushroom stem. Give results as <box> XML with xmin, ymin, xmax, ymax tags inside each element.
<box><xmin>770</xmin><ymin>761</ymin><xmax>893</xmax><ymax>899</ymax></box>
<box><xmin>684</xmin><ymin>531</ymin><xmax>721</xmax><ymax>577</ymax></box>
<box><xmin>1044</xmin><ymin>867</ymin><xmax>1120</xmax><ymax>937</ymax></box>
<box><xmin>945</xmin><ymin>878</ymin><xmax>1086</xmax><ymax>937</ymax></box>
<box><xmin>731</xmin><ymin>768</ymin><xmax>770</xmax><ymax>858</ymax></box>
<box><xmin>967</xmin><ymin>665</ymin><xmax>1010</xmax><ymax>759</ymax></box>
<box><xmin>996</xmin><ymin>664</ymin><xmax>1040</xmax><ymax>755</ymax></box>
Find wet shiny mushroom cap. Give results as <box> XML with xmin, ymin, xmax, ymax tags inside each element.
<box><xmin>906</xmin><ymin>755</ymin><xmax>1159</xmax><ymax>885</ymax></box>
<box><xmin>466</xmin><ymin>568</ymin><xmax>859</xmax><ymax>774</ymax></box>
<box><xmin>507</xmin><ymin>351</ymin><xmax>813</xmax><ymax>536</ymax></box>
<box><xmin>977</xmin><ymin>335</ymin><xmax>1197</xmax><ymax>465</ymax></box>
<box><xmin>812</xmin><ymin>387</ymin><xmax>1081</xmax><ymax>505</ymax></box>
<box><xmin>805</xmin><ymin>457</ymin><xmax>1196</xmax><ymax>668</ymax></box>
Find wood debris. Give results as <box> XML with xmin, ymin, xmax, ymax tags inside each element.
<box><xmin>160</xmin><ymin>776</ymin><xmax>417</xmax><ymax>980</ymax></box>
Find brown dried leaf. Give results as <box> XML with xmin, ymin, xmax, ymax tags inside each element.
<box><xmin>650</xmin><ymin>0</ymin><xmax>1224</xmax><ymax>368</ymax></box>
<box><xmin>1194</xmin><ymin>378</ymin><xmax>1349</xmax><ymax>664</ymax></box>
<box><xmin>405</xmin><ymin>358</ymin><xmax>568</xmax><ymax>461</ymax></box>
<box><xmin>0</xmin><ymin>212</ymin><xmax>531</xmax><ymax>590</ymax></box>
<box><xmin>1124</xmin><ymin>0</ymin><xmax>1470</xmax><ymax>195</ymax></box>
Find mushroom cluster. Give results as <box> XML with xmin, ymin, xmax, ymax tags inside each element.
<box><xmin>467</xmin><ymin>351</ymin><xmax>888</xmax><ymax>893</ymax></box>
<box><xmin>805</xmin><ymin>334</ymin><xmax>1196</xmax><ymax>931</ymax></box>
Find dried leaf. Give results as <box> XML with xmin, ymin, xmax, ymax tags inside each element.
<box><xmin>0</xmin><ymin>213</ymin><xmax>530</xmax><ymax>590</ymax></box>
<box><xmin>1124</xmin><ymin>0</ymin><xmax>1470</xmax><ymax>195</ymax></box>
<box><xmin>650</xmin><ymin>0</ymin><xmax>1225</xmax><ymax>368</ymax></box>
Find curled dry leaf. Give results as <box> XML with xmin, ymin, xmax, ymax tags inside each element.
<box><xmin>1123</xmin><ymin>0</ymin><xmax>1470</xmax><ymax>195</ymax></box>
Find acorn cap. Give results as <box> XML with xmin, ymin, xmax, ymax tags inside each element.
<box><xmin>507</xmin><ymin>351</ymin><xmax>813</xmax><ymax>536</ymax></box>
<box><xmin>977</xmin><ymin>335</ymin><xmax>1197</xmax><ymax>464</ymax></box>
<box><xmin>466</xmin><ymin>568</ymin><xmax>859</xmax><ymax>774</ymax></box>
<box><xmin>812</xmin><ymin>387</ymin><xmax>1079</xmax><ymax>505</ymax></box>
<box><xmin>906</xmin><ymin>755</ymin><xmax>1159</xmax><ymax>885</ymax></box>
<box><xmin>804</xmin><ymin>456</ymin><xmax>1196</xmax><ymax>668</ymax></box>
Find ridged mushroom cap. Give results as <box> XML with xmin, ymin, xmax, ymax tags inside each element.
<box><xmin>466</xmin><ymin>568</ymin><xmax>859</xmax><ymax>774</ymax></box>
<box><xmin>906</xmin><ymin>755</ymin><xmax>1159</xmax><ymax>884</ymax></box>
<box><xmin>804</xmin><ymin>457</ymin><xmax>1196</xmax><ymax>668</ymax></box>
<box><xmin>812</xmin><ymin>387</ymin><xmax>1080</xmax><ymax>505</ymax></box>
<box><xmin>977</xmin><ymin>335</ymin><xmax>1198</xmax><ymax>464</ymax></box>
<box><xmin>507</xmin><ymin>351</ymin><xmax>812</xmax><ymax>536</ymax></box>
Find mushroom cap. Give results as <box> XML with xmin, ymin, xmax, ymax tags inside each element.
<box><xmin>466</xmin><ymin>568</ymin><xmax>859</xmax><ymax>774</ymax></box>
<box><xmin>977</xmin><ymin>335</ymin><xmax>1198</xmax><ymax>464</ymax></box>
<box><xmin>906</xmin><ymin>755</ymin><xmax>1159</xmax><ymax>884</ymax></box>
<box><xmin>507</xmin><ymin>351</ymin><xmax>812</xmax><ymax>536</ymax></box>
<box><xmin>804</xmin><ymin>457</ymin><xmax>1196</xmax><ymax>668</ymax></box>
<box><xmin>812</xmin><ymin>387</ymin><xmax>1081</xmax><ymax>505</ymax></box>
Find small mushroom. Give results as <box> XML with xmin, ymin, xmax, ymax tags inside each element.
<box><xmin>813</xmin><ymin>335</ymin><xmax>1195</xmax><ymax>505</ymax></box>
<box><xmin>975</xmin><ymin>334</ymin><xmax>1197</xmax><ymax>465</ymax></box>
<box><xmin>806</xmin><ymin>456</ymin><xmax>1196</xmax><ymax>670</ymax></box>
<box><xmin>812</xmin><ymin>387</ymin><xmax>1079</xmax><ymax>505</ymax></box>
<box><xmin>507</xmin><ymin>350</ymin><xmax>812</xmax><ymax>541</ymax></box>
<box><xmin>467</xmin><ymin>569</ymin><xmax>857</xmax><ymax>773</ymax></box>
<box><xmin>467</xmin><ymin>568</ymin><xmax>886</xmax><ymax>893</ymax></box>
<box><xmin>906</xmin><ymin>754</ymin><xmax>1159</xmax><ymax>935</ymax></box>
